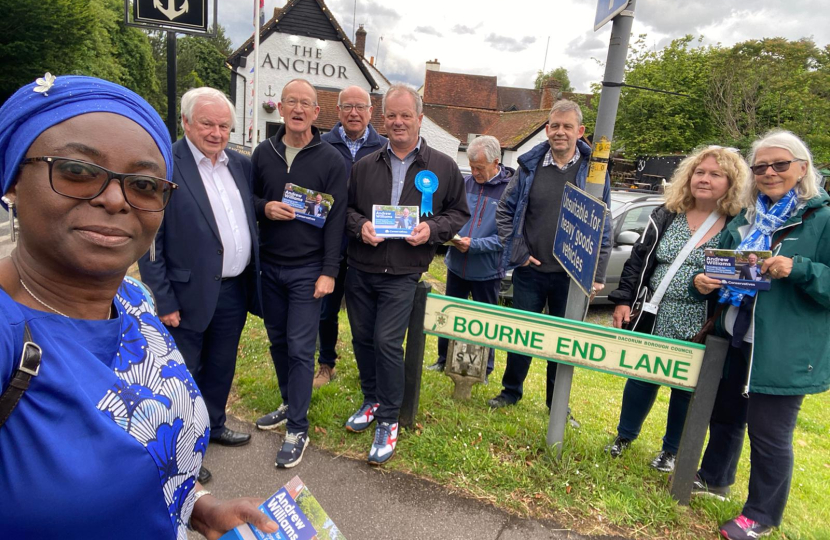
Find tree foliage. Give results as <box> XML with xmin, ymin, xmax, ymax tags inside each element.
<box><xmin>0</xmin><ymin>0</ymin><xmax>233</xmax><ymax>128</ymax></box>
<box><xmin>614</xmin><ymin>35</ymin><xmax>830</xmax><ymax>162</ymax></box>
<box><xmin>534</xmin><ymin>67</ymin><xmax>574</xmax><ymax>92</ymax></box>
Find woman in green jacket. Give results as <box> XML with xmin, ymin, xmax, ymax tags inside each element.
<box><xmin>692</xmin><ymin>130</ymin><xmax>830</xmax><ymax>540</ymax></box>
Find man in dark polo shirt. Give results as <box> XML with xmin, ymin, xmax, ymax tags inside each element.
<box><xmin>489</xmin><ymin>99</ymin><xmax>612</xmax><ymax>416</ymax></box>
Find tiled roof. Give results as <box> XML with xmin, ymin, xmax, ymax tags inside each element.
<box><xmin>497</xmin><ymin>87</ymin><xmax>542</xmax><ymax>111</ymax></box>
<box><xmin>313</xmin><ymin>89</ymin><xmax>387</xmax><ymax>135</ymax></box>
<box><xmin>423</xmin><ymin>71</ymin><xmax>498</xmax><ymax>110</ymax></box>
<box><xmin>423</xmin><ymin>104</ymin><xmax>548</xmax><ymax>150</ymax></box>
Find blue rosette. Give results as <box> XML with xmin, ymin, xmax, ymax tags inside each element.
<box><xmin>414</xmin><ymin>170</ymin><xmax>439</xmax><ymax>216</ymax></box>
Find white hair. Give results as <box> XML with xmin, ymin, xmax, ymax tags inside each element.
<box><xmin>383</xmin><ymin>84</ymin><xmax>423</xmax><ymax>115</ymax></box>
<box><xmin>745</xmin><ymin>129</ymin><xmax>819</xmax><ymax>219</ymax></box>
<box><xmin>467</xmin><ymin>135</ymin><xmax>501</xmax><ymax>163</ymax></box>
<box><xmin>180</xmin><ymin>87</ymin><xmax>235</xmax><ymax>131</ymax></box>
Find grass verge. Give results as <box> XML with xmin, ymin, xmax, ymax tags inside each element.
<box><xmin>230</xmin><ymin>260</ymin><xmax>829</xmax><ymax>540</ymax></box>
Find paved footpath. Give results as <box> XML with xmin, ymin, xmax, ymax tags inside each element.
<box><xmin>189</xmin><ymin>416</ymin><xmax>626</xmax><ymax>540</ymax></box>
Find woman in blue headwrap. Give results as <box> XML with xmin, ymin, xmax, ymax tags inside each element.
<box><xmin>692</xmin><ymin>130</ymin><xmax>830</xmax><ymax>540</ymax></box>
<box><xmin>0</xmin><ymin>75</ymin><xmax>279</xmax><ymax>539</ymax></box>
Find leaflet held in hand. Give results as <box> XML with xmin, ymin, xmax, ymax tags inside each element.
<box><xmin>372</xmin><ymin>204</ymin><xmax>419</xmax><ymax>238</ymax></box>
<box><xmin>282</xmin><ymin>183</ymin><xmax>334</xmax><ymax>229</ymax></box>
<box><xmin>704</xmin><ymin>249</ymin><xmax>772</xmax><ymax>290</ymax></box>
<box><xmin>219</xmin><ymin>476</ymin><xmax>345</xmax><ymax>540</ymax></box>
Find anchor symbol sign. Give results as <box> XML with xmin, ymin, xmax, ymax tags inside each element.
<box><xmin>153</xmin><ymin>0</ymin><xmax>189</xmax><ymax>21</ymax></box>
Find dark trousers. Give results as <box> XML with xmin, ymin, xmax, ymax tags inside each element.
<box><xmin>698</xmin><ymin>344</ymin><xmax>804</xmax><ymax>526</ymax></box>
<box><xmin>345</xmin><ymin>267</ymin><xmax>419</xmax><ymax>424</ymax></box>
<box><xmin>616</xmin><ymin>379</ymin><xmax>692</xmax><ymax>454</ymax></box>
<box><xmin>261</xmin><ymin>262</ymin><xmax>323</xmax><ymax>433</ymax></box>
<box><xmin>500</xmin><ymin>267</ymin><xmax>570</xmax><ymax>407</ymax></box>
<box><xmin>436</xmin><ymin>271</ymin><xmax>500</xmax><ymax>373</ymax></box>
<box><xmin>317</xmin><ymin>257</ymin><xmax>348</xmax><ymax>367</ymax></box>
<box><xmin>170</xmin><ymin>275</ymin><xmax>248</xmax><ymax>438</ymax></box>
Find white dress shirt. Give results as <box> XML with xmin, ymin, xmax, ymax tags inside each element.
<box><xmin>185</xmin><ymin>137</ymin><xmax>252</xmax><ymax>278</ymax></box>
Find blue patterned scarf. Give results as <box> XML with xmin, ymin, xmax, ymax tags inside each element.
<box><xmin>719</xmin><ymin>188</ymin><xmax>799</xmax><ymax>306</ymax></box>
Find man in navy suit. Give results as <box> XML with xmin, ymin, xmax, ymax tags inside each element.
<box><xmin>739</xmin><ymin>253</ymin><xmax>764</xmax><ymax>281</ymax></box>
<box><xmin>138</xmin><ymin>87</ymin><xmax>260</xmax><ymax>484</ymax></box>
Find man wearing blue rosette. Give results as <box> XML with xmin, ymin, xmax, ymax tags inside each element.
<box><xmin>344</xmin><ymin>84</ymin><xmax>470</xmax><ymax>465</ymax></box>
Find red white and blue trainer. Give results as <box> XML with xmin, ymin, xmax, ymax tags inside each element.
<box><xmin>345</xmin><ymin>402</ymin><xmax>379</xmax><ymax>433</ymax></box>
<box><xmin>368</xmin><ymin>421</ymin><xmax>398</xmax><ymax>466</ymax></box>
<box><xmin>719</xmin><ymin>515</ymin><xmax>773</xmax><ymax>539</ymax></box>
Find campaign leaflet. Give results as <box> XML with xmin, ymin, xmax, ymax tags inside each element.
<box><xmin>282</xmin><ymin>183</ymin><xmax>333</xmax><ymax>229</ymax></box>
<box><xmin>704</xmin><ymin>249</ymin><xmax>772</xmax><ymax>291</ymax></box>
<box><xmin>372</xmin><ymin>205</ymin><xmax>419</xmax><ymax>238</ymax></box>
<box><xmin>219</xmin><ymin>476</ymin><xmax>346</xmax><ymax>540</ymax></box>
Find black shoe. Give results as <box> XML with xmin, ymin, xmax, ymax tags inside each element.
<box><xmin>650</xmin><ymin>450</ymin><xmax>676</xmax><ymax>473</ymax></box>
<box><xmin>487</xmin><ymin>394</ymin><xmax>516</xmax><ymax>409</ymax></box>
<box><xmin>211</xmin><ymin>428</ymin><xmax>251</xmax><ymax>447</ymax></box>
<box><xmin>691</xmin><ymin>473</ymin><xmax>730</xmax><ymax>501</ymax></box>
<box><xmin>197</xmin><ymin>466</ymin><xmax>212</xmax><ymax>484</ymax></box>
<box><xmin>605</xmin><ymin>435</ymin><xmax>631</xmax><ymax>457</ymax></box>
<box><xmin>426</xmin><ymin>361</ymin><xmax>445</xmax><ymax>372</ymax></box>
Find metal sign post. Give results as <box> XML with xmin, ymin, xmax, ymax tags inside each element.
<box><xmin>545</xmin><ymin>0</ymin><xmax>637</xmax><ymax>457</ymax></box>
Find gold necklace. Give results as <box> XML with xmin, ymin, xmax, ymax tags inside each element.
<box><xmin>19</xmin><ymin>278</ymin><xmax>70</xmax><ymax>318</ymax></box>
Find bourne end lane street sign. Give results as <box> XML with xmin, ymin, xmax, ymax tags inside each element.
<box><xmin>595</xmin><ymin>0</ymin><xmax>630</xmax><ymax>31</ymax></box>
<box><xmin>424</xmin><ymin>294</ymin><xmax>705</xmax><ymax>390</ymax></box>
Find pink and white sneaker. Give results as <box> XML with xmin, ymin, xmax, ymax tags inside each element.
<box><xmin>720</xmin><ymin>515</ymin><xmax>772</xmax><ymax>539</ymax></box>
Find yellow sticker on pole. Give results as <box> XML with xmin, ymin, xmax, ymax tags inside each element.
<box><xmin>587</xmin><ymin>136</ymin><xmax>611</xmax><ymax>185</ymax></box>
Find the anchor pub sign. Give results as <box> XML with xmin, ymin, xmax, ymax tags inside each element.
<box><xmin>133</xmin><ymin>0</ymin><xmax>209</xmax><ymax>33</ymax></box>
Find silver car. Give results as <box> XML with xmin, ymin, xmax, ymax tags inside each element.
<box><xmin>499</xmin><ymin>189</ymin><xmax>664</xmax><ymax>305</ymax></box>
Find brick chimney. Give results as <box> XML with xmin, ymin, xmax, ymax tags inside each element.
<box><xmin>426</xmin><ymin>59</ymin><xmax>440</xmax><ymax>72</ymax></box>
<box><xmin>355</xmin><ymin>24</ymin><xmax>367</xmax><ymax>56</ymax></box>
<box><xmin>540</xmin><ymin>79</ymin><xmax>562</xmax><ymax>110</ymax></box>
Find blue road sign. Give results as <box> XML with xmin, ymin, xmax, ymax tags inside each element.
<box><xmin>553</xmin><ymin>183</ymin><xmax>607</xmax><ymax>296</ymax></box>
<box><xmin>594</xmin><ymin>0</ymin><xmax>629</xmax><ymax>31</ymax></box>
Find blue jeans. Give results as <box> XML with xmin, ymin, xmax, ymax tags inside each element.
<box><xmin>436</xmin><ymin>270</ymin><xmax>500</xmax><ymax>374</ymax></box>
<box><xmin>499</xmin><ymin>267</ymin><xmax>569</xmax><ymax>407</ymax></box>
<box><xmin>345</xmin><ymin>268</ymin><xmax>420</xmax><ymax>424</ymax></box>
<box><xmin>317</xmin><ymin>257</ymin><xmax>348</xmax><ymax>367</ymax></box>
<box><xmin>261</xmin><ymin>262</ymin><xmax>323</xmax><ymax>433</ymax></box>
<box><xmin>616</xmin><ymin>379</ymin><xmax>692</xmax><ymax>454</ymax></box>
<box><xmin>698</xmin><ymin>343</ymin><xmax>804</xmax><ymax>526</ymax></box>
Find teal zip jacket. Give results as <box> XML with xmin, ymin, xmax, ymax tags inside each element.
<box><xmin>705</xmin><ymin>192</ymin><xmax>830</xmax><ymax>395</ymax></box>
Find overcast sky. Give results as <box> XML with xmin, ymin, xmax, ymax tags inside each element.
<box><xmin>218</xmin><ymin>0</ymin><xmax>830</xmax><ymax>93</ymax></box>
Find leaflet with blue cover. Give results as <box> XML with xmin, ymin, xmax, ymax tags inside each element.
<box><xmin>705</xmin><ymin>249</ymin><xmax>772</xmax><ymax>290</ymax></box>
<box><xmin>282</xmin><ymin>183</ymin><xmax>333</xmax><ymax>229</ymax></box>
<box><xmin>219</xmin><ymin>476</ymin><xmax>345</xmax><ymax>540</ymax></box>
<box><xmin>372</xmin><ymin>204</ymin><xmax>419</xmax><ymax>238</ymax></box>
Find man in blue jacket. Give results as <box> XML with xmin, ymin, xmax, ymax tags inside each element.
<box><xmin>427</xmin><ymin>135</ymin><xmax>513</xmax><ymax>379</ymax></box>
<box><xmin>316</xmin><ymin>86</ymin><xmax>387</xmax><ymax>388</ymax></box>
<box><xmin>488</xmin><ymin>99</ymin><xmax>612</xmax><ymax>414</ymax></box>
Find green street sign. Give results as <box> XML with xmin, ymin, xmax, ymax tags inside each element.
<box><xmin>424</xmin><ymin>294</ymin><xmax>705</xmax><ymax>390</ymax></box>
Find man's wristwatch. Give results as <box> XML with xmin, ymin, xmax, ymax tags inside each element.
<box><xmin>187</xmin><ymin>489</ymin><xmax>212</xmax><ymax>531</ymax></box>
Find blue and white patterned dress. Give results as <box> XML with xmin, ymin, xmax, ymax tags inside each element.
<box><xmin>0</xmin><ymin>278</ymin><xmax>210</xmax><ymax>539</ymax></box>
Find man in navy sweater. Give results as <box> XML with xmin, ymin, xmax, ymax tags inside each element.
<box><xmin>250</xmin><ymin>79</ymin><xmax>347</xmax><ymax>469</ymax></box>
<box><xmin>316</xmin><ymin>86</ymin><xmax>386</xmax><ymax>388</ymax></box>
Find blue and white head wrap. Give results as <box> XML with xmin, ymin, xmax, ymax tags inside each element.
<box><xmin>0</xmin><ymin>74</ymin><xmax>172</xmax><ymax>207</ymax></box>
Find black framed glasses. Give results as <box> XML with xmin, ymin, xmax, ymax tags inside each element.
<box><xmin>339</xmin><ymin>103</ymin><xmax>369</xmax><ymax>112</ymax></box>
<box><xmin>749</xmin><ymin>159</ymin><xmax>804</xmax><ymax>176</ymax></box>
<box><xmin>20</xmin><ymin>156</ymin><xmax>177</xmax><ymax>212</ymax></box>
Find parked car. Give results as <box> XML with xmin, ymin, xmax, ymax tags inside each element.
<box><xmin>499</xmin><ymin>189</ymin><xmax>664</xmax><ymax>305</ymax></box>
